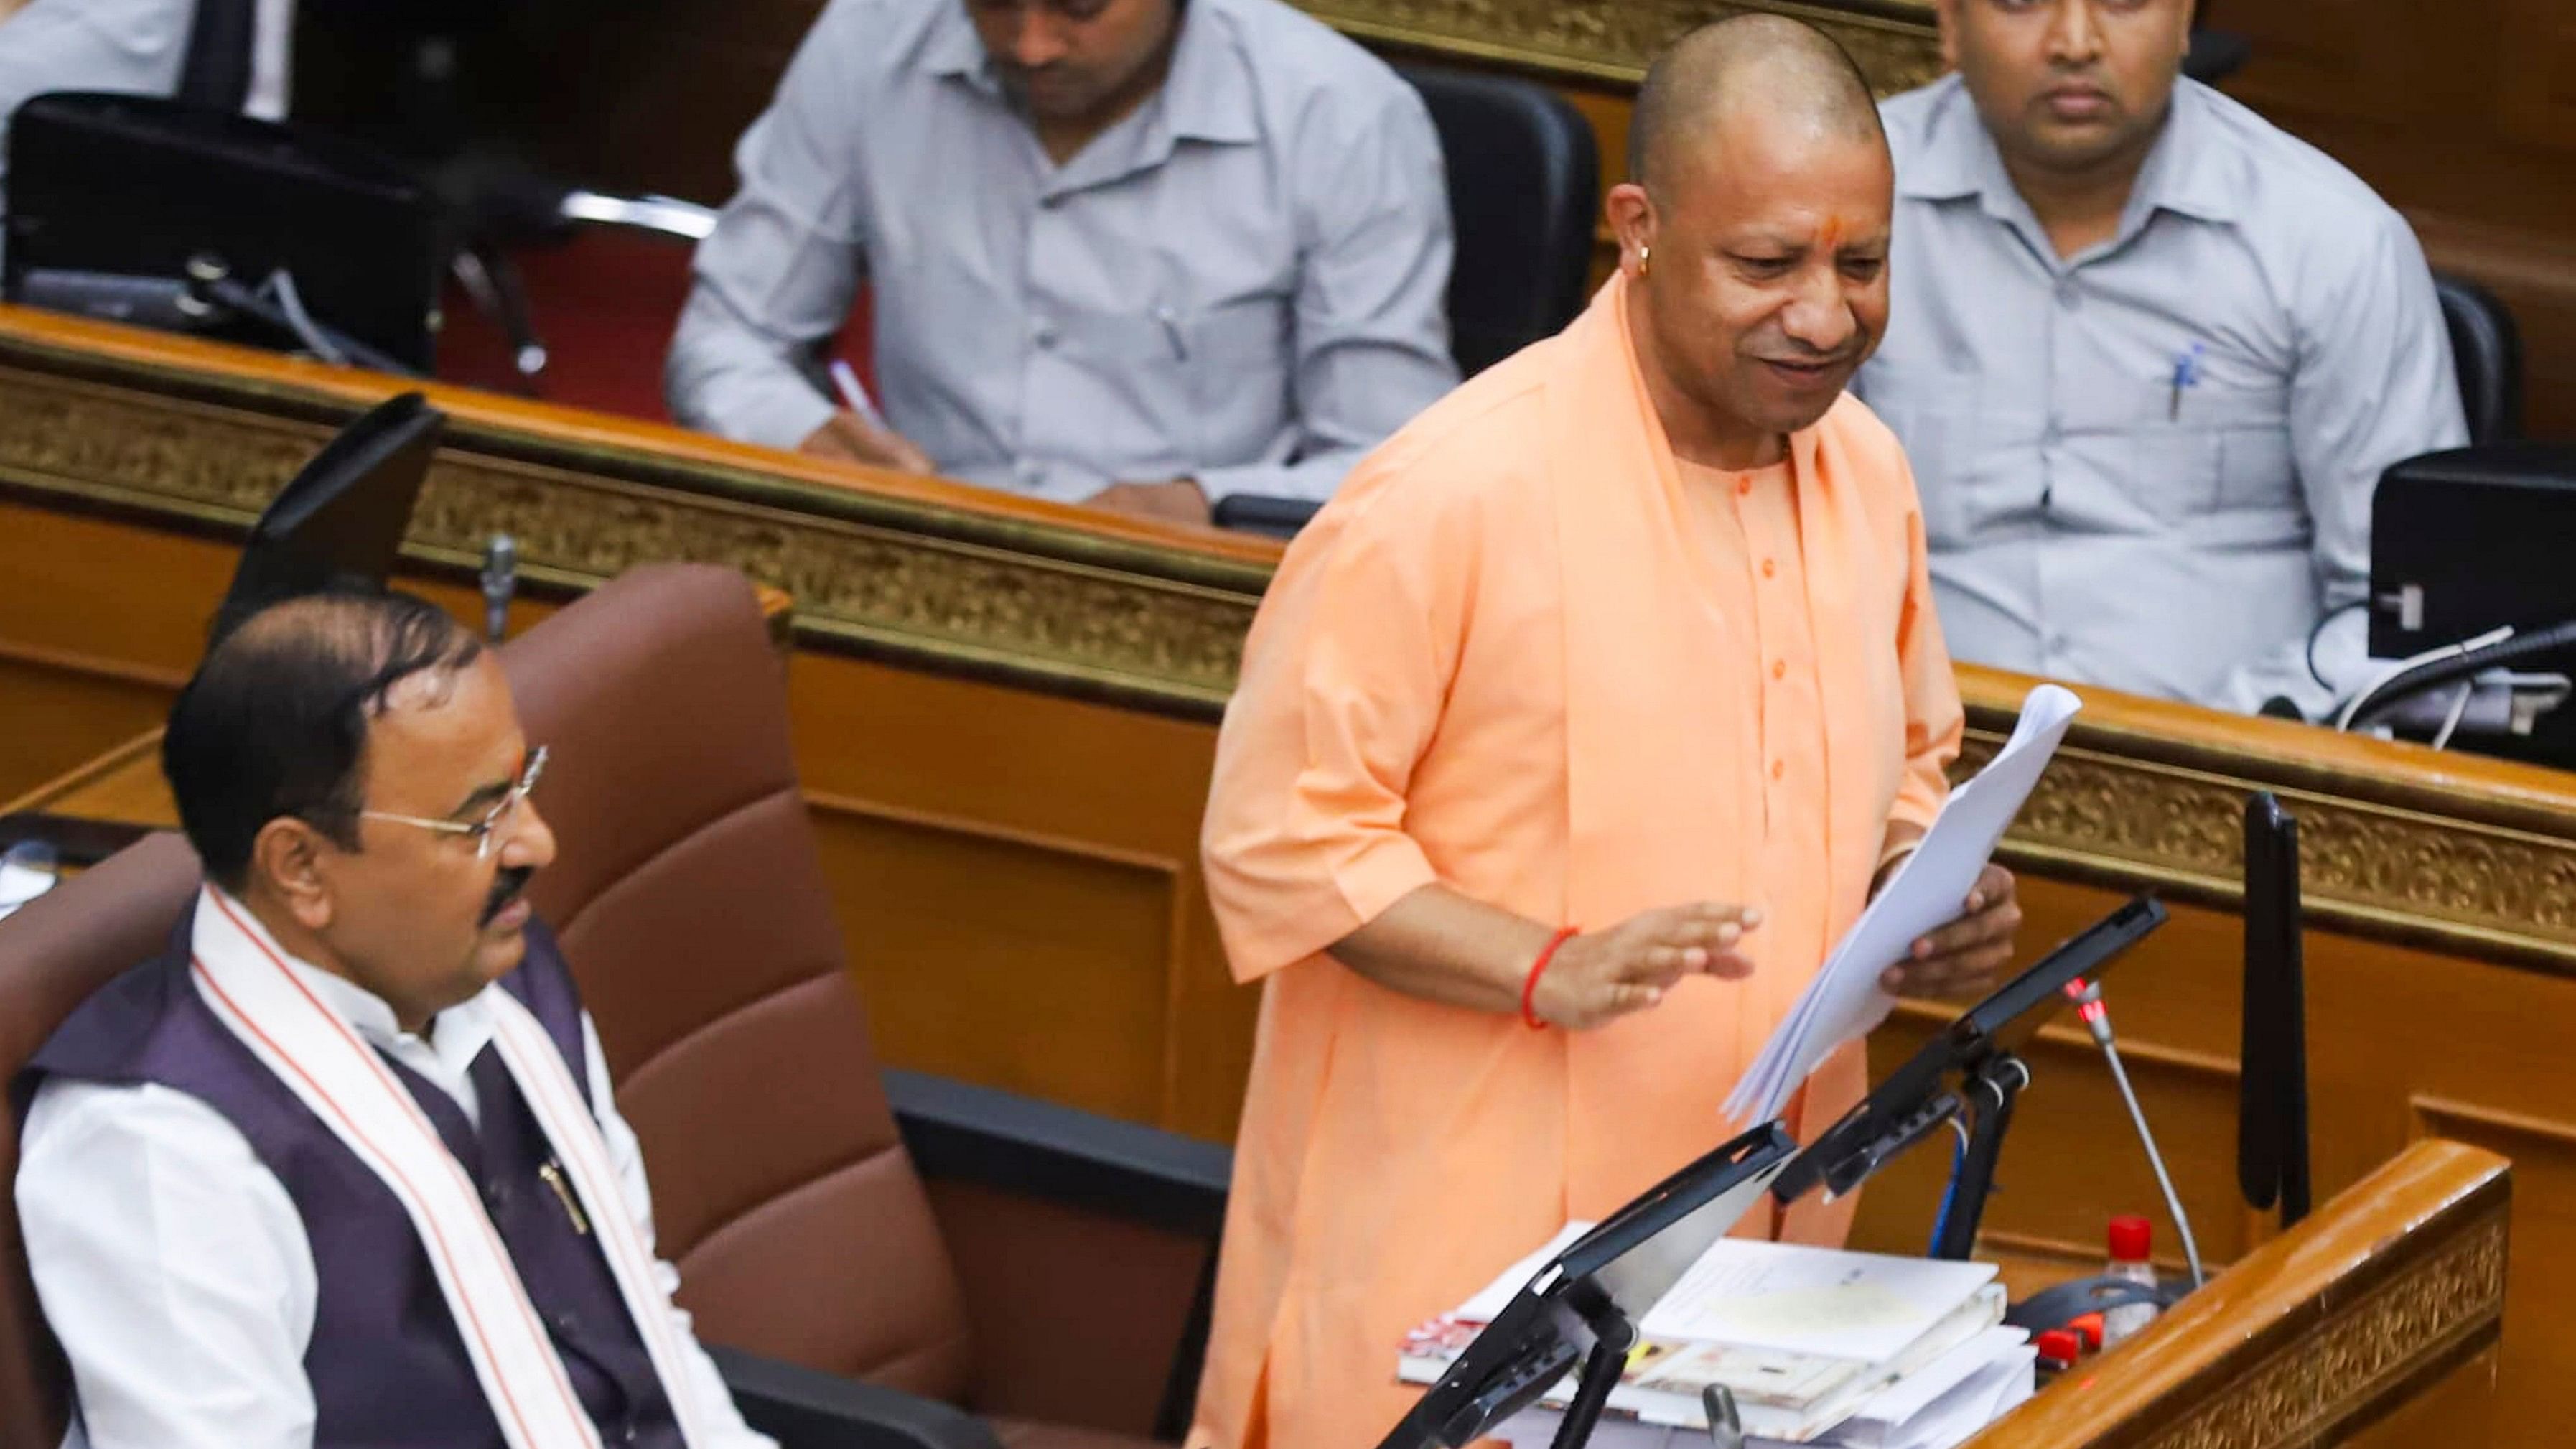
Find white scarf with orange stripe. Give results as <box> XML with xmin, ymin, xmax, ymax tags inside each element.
<box><xmin>187</xmin><ymin>887</ymin><xmax>711</xmax><ymax>1449</ymax></box>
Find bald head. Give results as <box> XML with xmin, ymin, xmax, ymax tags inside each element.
<box><xmin>1628</xmin><ymin>14</ymin><xmax>1885</xmax><ymax>197</ymax></box>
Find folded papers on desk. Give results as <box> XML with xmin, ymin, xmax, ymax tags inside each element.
<box><xmin>1399</xmin><ymin>1226</ymin><xmax>2034</xmax><ymax>1447</ymax></box>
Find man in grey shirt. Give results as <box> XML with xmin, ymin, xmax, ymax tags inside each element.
<box><xmin>666</xmin><ymin>0</ymin><xmax>1459</xmax><ymax>525</ymax></box>
<box><xmin>1854</xmin><ymin>0</ymin><xmax>2465</xmax><ymax>717</ymax></box>
<box><xmin>0</xmin><ymin>0</ymin><xmax>294</xmax><ymax>217</ymax></box>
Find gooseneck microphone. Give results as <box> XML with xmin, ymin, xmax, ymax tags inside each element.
<box><xmin>2063</xmin><ymin>977</ymin><xmax>2205</xmax><ymax>1287</ymax></box>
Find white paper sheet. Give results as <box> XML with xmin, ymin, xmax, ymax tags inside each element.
<box><xmin>1845</xmin><ymin>1328</ymin><xmax>2028</xmax><ymax>1430</ymax></box>
<box><xmin>1637</xmin><ymin>1239</ymin><xmax>1997</xmax><ymax>1365</ymax></box>
<box><xmin>1725</xmin><ymin>684</ymin><xmax>2083</xmax><ymax>1126</ymax></box>
<box><xmin>1489</xmin><ymin>1341</ymin><xmax>2033</xmax><ymax>1449</ymax></box>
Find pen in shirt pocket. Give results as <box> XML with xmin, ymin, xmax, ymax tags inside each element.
<box><xmin>537</xmin><ymin>1157</ymin><xmax>592</xmax><ymax>1236</ymax></box>
<box><xmin>2167</xmin><ymin>341</ymin><xmax>2206</xmax><ymax>421</ymax></box>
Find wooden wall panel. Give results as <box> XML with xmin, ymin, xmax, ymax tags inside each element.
<box><xmin>809</xmin><ymin>799</ymin><xmax>1181</xmax><ymax>1123</ymax></box>
<box><xmin>782</xmin><ymin>650</ymin><xmax>1246</xmax><ymax>1138</ymax></box>
<box><xmin>2212</xmin><ymin>0</ymin><xmax>2576</xmax><ymax>439</ymax></box>
<box><xmin>2414</xmin><ymin>1099</ymin><xmax>2576</xmax><ymax>1441</ymax></box>
<box><xmin>0</xmin><ymin>656</ymin><xmax>174</xmax><ymax>806</ymax></box>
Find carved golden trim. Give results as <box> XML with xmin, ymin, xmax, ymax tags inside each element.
<box><xmin>10</xmin><ymin>315</ymin><xmax>2576</xmax><ymax>974</ymax></box>
<box><xmin>0</xmin><ymin>356</ymin><xmax>1266</xmax><ymax>715</ymax></box>
<box><xmin>1954</xmin><ymin>723</ymin><xmax>2576</xmax><ymax>969</ymax></box>
<box><xmin>1297</xmin><ymin>0</ymin><xmax>1942</xmax><ymax>91</ymax></box>
<box><xmin>2136</xmin><ymin>1211</ymin><xmax>2507</xmax><ymax>1449</ymax></box>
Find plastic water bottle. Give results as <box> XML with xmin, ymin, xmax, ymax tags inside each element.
<box><xmin>2102</xmin><ymin>1214</ymin><xmax>2159</xmax><ymax>1346</ymax></box>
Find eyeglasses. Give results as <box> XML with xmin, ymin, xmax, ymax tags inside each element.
<box><xmin>360</xmin><ymin>746</ymin><xmax>549</xmax><ymax>860</ymax></box>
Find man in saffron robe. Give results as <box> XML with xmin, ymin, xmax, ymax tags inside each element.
<box><xmin>1190</xmin><ymin>18</ymin><xmax>2027</xmax><ymax>1448</ymax></box>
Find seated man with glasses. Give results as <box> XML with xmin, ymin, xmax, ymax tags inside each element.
<box><xmin>14</xmin><ymin>590</ymin><xmax>775</xmax><ymax>1449</ymax></box>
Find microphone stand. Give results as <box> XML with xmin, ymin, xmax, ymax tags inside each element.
<box><xmin>480</xmin><ymin>534</ymin><xmax>518</xmax><ymax>643</ymax></box>
<box><xmin>1928</xmin><ymin>1053</ymin><xmax>2032</xmax><ymax>1262</ymax></box>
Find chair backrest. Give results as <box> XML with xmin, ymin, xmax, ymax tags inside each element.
<box><xmin>0</xmin><ymin>833</ymin><xmax>203</xmax><ymax>1449</ymax></box>
<box><xmin>505</xmin><ymin>564</ymin><xmax>977</xmax><ymax>1401</ymax></box>
<box><xmin>1396</xmin><ymin>63</ymin><xmax>1600</xmax><ymax>378</ymax></box>
<box><xmin>0</xmin><ymin>564</ymin><xmax>978</xmax><ymax>1449</ymax></box>
<box><xmin>2434</xmin><ymin>270</ymin><xmax>2524</xmax><ymax>445</ymax></box>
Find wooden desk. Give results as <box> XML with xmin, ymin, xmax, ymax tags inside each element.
<box><xmin>1971</xmin><ymin>1139</ymin><xmax>2508</xmax><ymax>1448</ymax></box>
<box><xmin>0</xmin><ymin>308</ymin><xmax>2558</xmax><ymax>1443</ymax></box>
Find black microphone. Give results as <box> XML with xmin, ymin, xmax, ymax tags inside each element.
<box><xmin>480</xmin><ymin>534</ymin><xmax>517</xmax><ymax>643</ymax></box>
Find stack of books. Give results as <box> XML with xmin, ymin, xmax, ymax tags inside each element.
<box><xmin>1396</xmin><ymin>1226</ymin><xmax>2036</xmax><ymax>1449</ymax></box>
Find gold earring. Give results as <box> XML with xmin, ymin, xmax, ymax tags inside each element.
<box><xmin>1636</xmin><ymin>245</ymin><xmax>1651</xmax><ymax>279</ymax></box>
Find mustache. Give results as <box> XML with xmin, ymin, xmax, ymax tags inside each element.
<box><xmin>480</xmin><ymin>866</ymin><xmax>534</xmax><ymax>926</ymax></box>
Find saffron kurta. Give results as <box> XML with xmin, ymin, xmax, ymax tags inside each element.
<box><xmin>1190</xmin><ymin>276</ymin><xmax>1964</xmax><ymax>1449</ymax></box>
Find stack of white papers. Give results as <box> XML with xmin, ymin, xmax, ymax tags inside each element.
<box><xmin>1399</xmin><ymin>1231</ymin><xmax>2033</xmax><ymax>1447</ymax></box>
<box><xmin>1495</xmin><ymin>1331</ymin><xmax>2035</xmax><ymax>1449</ymax></box>
<box><xmin>1724</xmin><ymin>684</ymin><xmax>2083</xmax><ymax>1127</ymax></box>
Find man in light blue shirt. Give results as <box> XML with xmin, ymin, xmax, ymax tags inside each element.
<box><xmin>666</xmin><ymin>0</ymin><xmax>1458</xmax><ymax>525</ymax></box>
<box><xmin>1854</xmin><ymin>0</ymin><xmax>2465</xmax><ymax>717</ymax></box>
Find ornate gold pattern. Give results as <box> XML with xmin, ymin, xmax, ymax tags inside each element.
<box><xmin>0</xmin><ymin>361</ymin><xmax>1261</xmax><ymax>712</ymax></box>
<box><xmin>1954</xmin><ymin>727</ymin><xmax>2576</xmax><ymax>967</ymax></box>
<box><xmin>1296</xmin><ymin>0</ymin><xmax>1942</xmax><ymax>91</ymax></box>
<box><xmin>10</xmin><ymin>333</ymin><xmax>2576</xmax><ymax>971</ymax></box>
<box><xmin>2138</xmin><ymin>1212</ymin><xmax>2508</xmax><ymax>1449</ymax></box>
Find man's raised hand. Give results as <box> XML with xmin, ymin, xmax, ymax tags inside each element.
<box><xmin>1534</xmin><ymin>902</ymin><xmax>1761</xmax><ymax>1030</ymax></box>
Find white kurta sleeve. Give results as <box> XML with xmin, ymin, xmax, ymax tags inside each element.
<box><xmin>17</xmin><ymin>1078</ymin><xmax>318</xmax><ymax>1449</ymax></box>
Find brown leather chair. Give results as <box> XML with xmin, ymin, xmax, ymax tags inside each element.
<box><xmin>0</xmin><ymin>563</ymin><xmax>1226</xmax><ymax>1449</ymax></box>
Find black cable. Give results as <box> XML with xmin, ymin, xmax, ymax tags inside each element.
<box><xmin>2345</xmin><ymin>618</ymin><xmax>2576</xmax><ymax>732</ymax></box>
<box><xmin>200</xmin><ymin>274</ymin><xmax>422</xmax><ymax>377</ymax></box>
<box><xmin>2306</xmin><ymin>599</ymin><xmax>2371</xmax><ymax>691</ymax></box>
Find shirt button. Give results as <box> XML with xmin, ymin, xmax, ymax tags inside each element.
<box><xmin>1014</xmin><ymin>461</ymin><xmax>1043</xmax><ymax>486</ymax></box>
<box><xmin>1770</xmin><ymin>661</ymin><xmax>1786</xmax><ymax>681</ymax></box>
<box><xmin>2043</xmin><ymin>419</ymin><xmax>2063</xmax><ymax>447</ymax></box>
<box><xmin>1032</xmin><ymin>321</ymin><xmax>1059</xmax><ymax>350</ymax></box>
<box><xmin>1770</xmin><ymin>760</ymin><xmax>1786</xmax><ymax>781</ymax></box>
<box><xmin>1760</xmin><ymin>558</ymin><xmax>1777</xmax><ymax>579</ymax></box>
<box><xmin>2055</xmin><ymin>279</ymin><xmax>2081</xmax><ymax>310</ymax></box>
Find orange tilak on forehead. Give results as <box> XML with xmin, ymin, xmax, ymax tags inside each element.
<box><xmin>1817</xmin><ymin>215</ymin><xmax>1849</xmax><ymax>253</ymax></box>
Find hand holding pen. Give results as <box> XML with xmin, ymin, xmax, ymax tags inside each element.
<box><xmin>798</xmin><ymin>358</ymin><xmax>933</xmax><ymax>474</ymax></box>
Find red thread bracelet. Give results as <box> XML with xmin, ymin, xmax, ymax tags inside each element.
<box><xmin>1521</xmin><ymin>926</ymin><xmax>1580</xmax><ymax>1030</ymax></box>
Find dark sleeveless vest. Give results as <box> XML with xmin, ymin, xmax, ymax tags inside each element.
<box><xmin>22</xmin><ymin>898</ymin><xmax>686</xmax><ymax>1449</ymax></box>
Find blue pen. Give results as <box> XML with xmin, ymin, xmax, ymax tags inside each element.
<box><xmin>2167</xmin><ymin>341</ymin><xmax>2205</xmax><ymax>421</ymax></box>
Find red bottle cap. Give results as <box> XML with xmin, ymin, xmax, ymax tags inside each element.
<box><xmin>2069</xmin><ymin>1312</ymin><xmax>2105</xmax><ymax>1351</ymax></box>
<box><xmin>2109</xmin><ymin>1214</ymin><xmax>2153</xmax><ymax>1262</ymax></box>
<box><xmin>2035</xmin><ymin>1328</ymin><xmax>2083</xmax><ymax>1365</ymax></box>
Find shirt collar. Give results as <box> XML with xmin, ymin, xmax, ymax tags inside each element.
<box><xmin>1156</xmin><ymin>1</ymin><xmax>1259</xmax><ymax>146</ymax></box>
<box><xmin>1901</xmin><ymin>72</ymin><xmax>2239</xmax><ymax>228</ymax></box>
<box><xmin>2123</xmin><ymin>78</ymin><xmax>2237</xmax><ymax>225</ymax></box>
<box><xmin>203</xmin><ymin>885</ymin><xmax>498</xmax><ymax>1066</ymax></box>
<box><xmin>919</xmin><ymin>3</ymin><xmax>994</xmax><ymax>88</ymax></box>
<box><xmin>916</xmin><ymin>0</ymin><xmax>1258</xmax><ymax>146</ymax></box>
